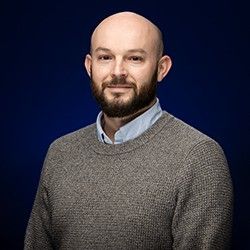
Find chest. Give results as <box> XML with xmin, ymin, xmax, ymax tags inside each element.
<box><xmin>48</xmin><ymin>152</ymin><xmax>177</xmax><ymax>248</ymax></box>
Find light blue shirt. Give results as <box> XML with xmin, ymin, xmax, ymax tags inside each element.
<box><xmin>96</xmin><ymin>98</ymin><xmax>163</xmax><ymax>144</ymax></box>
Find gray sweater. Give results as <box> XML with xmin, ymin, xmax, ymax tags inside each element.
<box><xmin>24</xmin><ymin>112</ymin><xmax>233</xmax><ymax>249</ymax></box>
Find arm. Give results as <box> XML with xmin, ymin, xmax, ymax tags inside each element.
<box><xmin>24</xmin><ymin>152</ymin><xmax>54</xmax><ymax>250</ymax></box>
<box><xmin>172</xmin><ymin>140</ymin><xmax>233</xmax><ymax>250</ymax></box>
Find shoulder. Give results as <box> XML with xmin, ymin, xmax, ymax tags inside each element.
<box><xmin>48</xmin><ymin>123</ymin><xmax>96</xmax><ymax>153</ymax></box>
<box><xmin>162</xmin><ymin>112</ymin><xmax>230</xmax><ymax>179</ymax></box>
<box><xmin>160</xmin><ymin>112</ymin><xmax>232</xmax><ymax>190</ymax></box>
<box><xmin>40</xmin><ymin>123</ymin><xmax>96</xmax><ymax>179</ymax></box>
<box><xmin>161</xmin><ymin>111</ymin><xmax>221</xmax><ymax>152</ymax></box>
<box><xmin>158</xmin><ymin>112</ymin><xmax>228</xmax><ymax>173</ymax></box>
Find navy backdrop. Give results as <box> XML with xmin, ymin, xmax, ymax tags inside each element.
<box><xmin>1</xmin><ymin>0</ymin><xmax>249</xmax><ymax>249</ymax></box>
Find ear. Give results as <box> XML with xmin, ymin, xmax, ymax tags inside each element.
<box><xmin>84</xmin><ymin>54</ymin><xmax>92</xmax><ymax>77</ymax></box>
<box><xmin>157</xmin><ymin>55</ymin><xmax>172</xmax><ymax>82</ymax></box>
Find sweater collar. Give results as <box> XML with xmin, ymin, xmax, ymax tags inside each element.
<box><xmin>89</xmin><ymin>111</ymin><xmax>174</xmax><ymax>156</ymax></box>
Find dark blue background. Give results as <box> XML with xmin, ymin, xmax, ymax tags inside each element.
<box><xmin>1</xmin><ymin>1</ymin><xmax>249</xmax><ymax>249</ymax></box>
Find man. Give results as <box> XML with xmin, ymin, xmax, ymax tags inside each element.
<box><xmin>25</xmin><ymin>11</ymin><xmax>233</xmax><ymax>249</ymax></box>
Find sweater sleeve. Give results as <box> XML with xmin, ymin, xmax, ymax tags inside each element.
<box><xmin>24</xmin><ymin>151</ymin><xmax>54</xmax><ymax>250</ymax></box>
<box><xmin>172</xmin><ymin>139</ymin><xmax>233</xmax><ymax>250</ymax></box>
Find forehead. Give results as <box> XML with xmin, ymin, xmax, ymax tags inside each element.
<box><xmin>91</xmin><ymin>18</ymin><xmax>159</xmax><ymax>54</ymax></box>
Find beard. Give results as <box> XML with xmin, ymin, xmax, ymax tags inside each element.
<box><xmin>91</xmin><ymin>67</ymin><xmax>158</xmax><ymax>118</ymax></box>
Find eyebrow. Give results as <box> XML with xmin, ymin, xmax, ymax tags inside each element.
<box><xmin>94</xmin><ymin>47</ymin><xmax>111</xmax><ymax>53</ymax></box>
<box><xmin>94</xmin><ymin>47</ymin><xmax>147</xmax><ymax>55</ymax></box>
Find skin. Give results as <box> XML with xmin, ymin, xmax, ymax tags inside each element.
<box><xmin>85</xmin><ymin>11</ymin><xmax>172</xmax><ymax>142</ymax></box>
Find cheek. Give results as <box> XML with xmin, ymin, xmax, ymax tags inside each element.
<box><xmin>92</xmin><ymin>64</ymin><xmax>111</xmax><ymax>79</ymax></box>
<box><xmin>128</xmin><ymin>64</ymin><xmax>155</xmax><ymax>84</ymax></box>
<box><xmin>132</xmin><ymin>72</ymin><xmax>153</xmax><ymax>87</ymax></box>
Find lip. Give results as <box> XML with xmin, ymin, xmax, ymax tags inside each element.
<box><xmin>107</xmin><ymin>85</ymin><xmax>133</xmax><ymax>88</ymax></box>
<box><xmin>105</xmin><ymin>85</ymin><xmax>133</xmax><ymax>93</ymax></box>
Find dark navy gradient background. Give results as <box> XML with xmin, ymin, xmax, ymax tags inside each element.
<box><xmin>1</xmin><ymin>1</ymin><xmax>249</xmax><ymax>249</ymax></box>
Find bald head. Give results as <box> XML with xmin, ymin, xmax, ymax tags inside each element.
<box><xmin>90</xmin><ymin>12</ymin><xmax>164</xmax><ymax>59</ymax></box>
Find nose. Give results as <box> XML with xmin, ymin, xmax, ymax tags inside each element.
<box><xmin>111</xmin><ymin>58</ymin><xmax>128</xmax><ymax>78</ymax></box>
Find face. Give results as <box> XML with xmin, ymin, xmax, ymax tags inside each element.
<box><xmin>85</xmin><ymin>13</ymin><xmax>171</xmax><ymax>118</ymax></box>
<box><xmin>90</xmin><ymin>65</ymin><xmax>158</xmax><ymax>117</ymax></box>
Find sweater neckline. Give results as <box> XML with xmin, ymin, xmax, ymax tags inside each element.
<box><xmin>88</xmin><ymin>111</ymin><xmax>174</xmax><ymax>155</ymax></box>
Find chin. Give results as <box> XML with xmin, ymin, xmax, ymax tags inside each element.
<box><xmin>106</xmin><ymin>93</ymin><xmax>134</xmax><ymax>105</ymax></box>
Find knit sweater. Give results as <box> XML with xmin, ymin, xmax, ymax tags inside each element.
<box><xmin>24</xmin><ymin>111</ymin><xmax>233</xmax><ymax>249</ymax></box>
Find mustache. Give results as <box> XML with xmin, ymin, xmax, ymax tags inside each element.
<box><xmin>102</xmin><ymin>77</ymin><xmax>136</xmax><ymax>90</ymax></box>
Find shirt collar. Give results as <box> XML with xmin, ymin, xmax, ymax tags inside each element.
<box><xmin>96</xmin><ymin>98</ymin><xmax>163</xmax><ymax>144</ymax></box>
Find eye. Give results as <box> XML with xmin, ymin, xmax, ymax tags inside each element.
<box><xmin>128</xmin><ymin>56</ymin><xmax>143</xmax><ymax>62</ymax></box>
<box><xmin>98</xmin><ymin>55</ymin><xmax>112</xmax><ymax>61</ymax></box>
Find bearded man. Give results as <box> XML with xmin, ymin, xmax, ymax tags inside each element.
<box><xmin>25</xmin><ymin>11</ymin><xmax>233</xmax><ymax>249</ymax></box>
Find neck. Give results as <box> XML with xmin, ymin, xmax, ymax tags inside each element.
<box><xmin>102</xmin><ymin>99</ymin><xmax>156</xmax><ymax>143</ymax></box>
